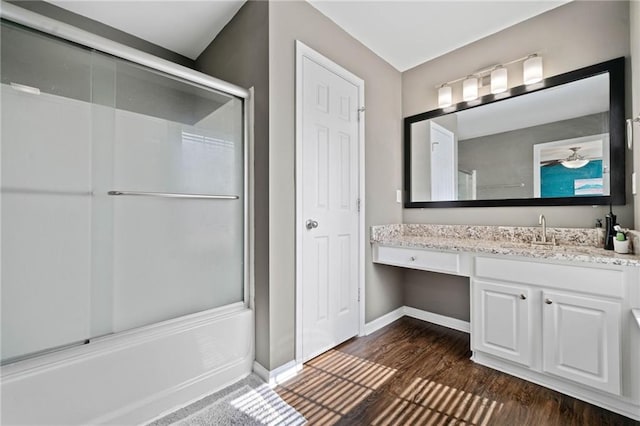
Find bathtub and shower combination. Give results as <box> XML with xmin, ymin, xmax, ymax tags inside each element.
<box><xmin>1</xmin><ymin>3</ymin><xmax>253</xmax><ymax>424</ymax></box>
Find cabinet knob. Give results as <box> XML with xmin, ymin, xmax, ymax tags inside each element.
<box><xmin>410</xmin><ymin>256</ymin><xmax>416</xmax><ymax>261</ymax></box>
<box><xmin>545</xmin><ymin>298</ymin><xmax>553</xmax><ymax>305</ymax></box>
<box><xmin>520</xmin><ymin>294</ymin><xmax>527</xmax><ymax>300</ymax></box>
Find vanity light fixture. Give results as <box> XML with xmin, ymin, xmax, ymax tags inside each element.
<box><xmin>438</xmin><ymin>84</ymin><xmax>452</xmax><ymax>108</ymax></box>
<box><xmin>462</xmin><ymin>76</ymin><xmax>478</xmax><ymax>101</ymax></box>
<box><xmin>523</xmin><ymin>54</ymin><xmax>543</xmax><ymax>84</ymax></box>
<box><xmin>490</xmin><ymin>66</ymin><xmax>508</xmax><ymax>94</ymax></box>
<box><xmin>435</xmin><ymin>53</ymin><xmax>543</xmax><ymax>106</ymax></box>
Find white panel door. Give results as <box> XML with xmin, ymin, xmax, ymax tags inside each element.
<box><xmin>300</xmin><ymin>54</ymin><xmax>360</xmax><ymax>362</ymax></box>
<box><xmin>472</xmin><ymin>280</ymin><xmax>533</xmax><ymax>367</ymax></box>
<box><xmin>430</xmin><ymin>122</ymin><xmax>456</xmax><ymax>201</ymax></box>
<box><xmin>542</xmin><ymin>291</ymin><xmax>621</xmax><ymax>395</ymax></box>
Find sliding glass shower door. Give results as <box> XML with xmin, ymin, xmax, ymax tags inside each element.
<box><xmin>1</xmin><ymin>22</ymin><xmax>245</xmax><ymax>363</ymax></box>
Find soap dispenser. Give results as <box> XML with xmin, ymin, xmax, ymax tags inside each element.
<box><xmin>604</xmin><ymin>206</ymin><xmax>617</xmax><ymax>250</ymax></box>
<box><xmin>595</xmin><ymin>219</ymin><xmax>605</xmax><ymax>248</ymax></box>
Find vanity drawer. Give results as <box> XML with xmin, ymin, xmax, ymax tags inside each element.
<box><xmin>375</xmin><ymin>245</ymin><xmax>460</xmax><ymax>275</ymax></box>
<box><xmin>474</xmin><ymin>256</ymin><xmax>624</xmax><ymax>298</ymax></box>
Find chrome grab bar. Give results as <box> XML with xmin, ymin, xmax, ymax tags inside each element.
<box><xmin>108</xmin><ymin>191</ymin><xmax>239</xmax><ymax>200</ymax></box>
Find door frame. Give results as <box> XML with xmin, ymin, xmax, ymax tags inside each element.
<box><xmin>429</xmin><ymin>121</ymin><xmax>457</xmax><ymax>201</ymax></box>
<box><xmin>294</xmin><ymin>40</ymin><xmax>365</xmax><ymax>365</ymax></box>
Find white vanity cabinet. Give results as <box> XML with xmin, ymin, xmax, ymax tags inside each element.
<box><xmin>371</xmin><ymin>230</ymin><xmax>640</xmax><ymax>420</ymax></box>
<box><xmin>471</xmin><ymin>256</ymin><xmax>624</xmax><ymax>396</ymax></box>
<box><xmin>372</xmin><ymin>244</ymin><xmax>468</xmax><ymax>276</ymax></box>
<box><xmin>472</xmin><ymin>280</ymin><xmax>533</xmax><ymax>368</ymax></box>
<box><xmin>541</xmin><ymin>290</ymin><xmax>621</xmax><ymax>394</ymax></box>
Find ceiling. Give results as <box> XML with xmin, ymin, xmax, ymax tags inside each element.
<box><xmin>48</xmin><ymin>0</ymin><xmax>247</xmax><ymax>60</ymax></box>
<box><xmin>47</xmin><ymin>1</ymin><xmax>568</xmax><ymax>70</ymax></box>
<box><xmin>307</xmin><ymin>1</ymin><xmax>569</xmax><ymax>71</ymax></box>
<box><xmin>457</xmin><ymin>73</ymin><xmax>609</xmax><ymax>140</ymax></box>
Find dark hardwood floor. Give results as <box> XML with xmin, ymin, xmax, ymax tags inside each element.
<box><xmin>275</xmin><ymin>317</ymin><xmax>639</xmax><ymax>426</ymax></box>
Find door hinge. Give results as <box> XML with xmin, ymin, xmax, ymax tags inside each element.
<box><xmin>358</xmin><ymin>287</ymin><xmax>361</xmax><ymax>302</ymax></box>
<box><xmin>357</xmin><ymin>198</ymin><xmax>361</xmax><ymax>212</ymax></box>
<box><xmin>357</xmin><ymin>106</ymin><xmax>365</xmax><ymax>122</ymax></box>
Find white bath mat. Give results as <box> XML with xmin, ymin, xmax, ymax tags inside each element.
<box><xmin>148</xmin><ymin>375</ymin><xmax>306</xmax><ymax>426</ymax></box>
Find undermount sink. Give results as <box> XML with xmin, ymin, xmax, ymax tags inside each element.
<box><xmin>498</xmin><ymin>241</ymin><xmax>560</xmax><ymax>250</ymax></box>
<box><xmin>497</xmin><ymin>242</ymin><xmax>535</xmax><ymax>249</ymax></box>
<box><xmin>530</xmin><ymin>243</ymin><xmax>559</xmax><ymax>250</ymax></box>
<box><xmin>531</xmin><ymin>239</ymin><xmax>558</xmax><ymax>248</ymax></box>
<box><xmin>498</xmin><ymin>241</ymin><xmax>596</xmax><ymax>254</ymax></box>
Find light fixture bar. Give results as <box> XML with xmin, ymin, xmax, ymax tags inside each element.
<box><xmin>433</xmin><ymin>52</ymin><xmax>543</xmax><ymax>107</ymax></box>
<box><xmin>434</xmin><ymin>52</ymin><xmax>542</xmax><ymax>88</ymax></box>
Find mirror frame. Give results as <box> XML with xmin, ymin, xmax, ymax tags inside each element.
<box><xmin>403</xmin><ymin>57</ymin><xmax>625</xmax><ymax>208</ymax></box>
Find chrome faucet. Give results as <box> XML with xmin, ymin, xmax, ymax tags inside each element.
<box><xmin>532</xmin><ymin>214</ymin><xmax>556</xmax><ymax>246</ymax></box>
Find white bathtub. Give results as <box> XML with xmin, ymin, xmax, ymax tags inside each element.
<box><xmin>1</xmin><ymin>304</ymin><xmax>254</xmax><ymax>425</ymax></box>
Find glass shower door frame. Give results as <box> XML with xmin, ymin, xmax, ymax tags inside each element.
<box><xmin>0</xmin><ymin>2</ymin><xmax>252</xmax><ymax>361</ymax></box>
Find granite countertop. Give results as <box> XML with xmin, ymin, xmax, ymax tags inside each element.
<box><xmin>371</xmin><ymin>224</ymin><xmax>640</xmax><ymax>267</ymax></box>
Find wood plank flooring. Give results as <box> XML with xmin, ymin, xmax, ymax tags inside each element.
<box><xmin>275</xmin><ymin>317</ymin><xmax>639</xmax><ymax>426</ymax></box>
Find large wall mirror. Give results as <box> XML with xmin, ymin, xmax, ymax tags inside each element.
<box><xmin>404</xmin><ymin>57</ymin><xmax>625</xmax><ymax>208</ymax></box>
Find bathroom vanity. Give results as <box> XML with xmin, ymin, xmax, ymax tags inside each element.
<box><xmin>371</xmin><ymin>224</ymin><xmax>640</xmax><ymax>420</ymax></box>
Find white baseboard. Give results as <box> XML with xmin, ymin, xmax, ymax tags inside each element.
<box><xmin>364</xmin><ymin>306</ymin><xmax>405</xmax><ymax>335</ymax></box>
<box><xmin>404</xmin><ymin>306</ymin><xmax>470</xmax><ymax>333</ymax></box>
<box><xmin>253</xmin><ymin>360</ymin><xmax>302</xmax><ymax>388</ymax></box>
<box><xmin>363</xmin><ymin>306</ymin><xmax>470</xmax><ymax>336</ymax></box>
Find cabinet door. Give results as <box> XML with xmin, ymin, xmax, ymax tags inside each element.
<box><xmin>472</xmin><ymin>280</ymin><xmax>532</xmax><ymax>367</ymax></box>
<box><xmin>542</xmin><ymin>291</ymin><xmax>621</xmax><ymax>395</ymax></box>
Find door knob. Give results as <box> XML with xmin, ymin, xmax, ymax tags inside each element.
<box><xmin>306</xmin><ymin>219</ymin><xmax>319</xmax><ymax>230</ymax></box>
<box><xmin>545</xmin><ymin>298</ymin><xmax>553</xmax><ymax>305</ymax></box>
<box><xmin>520</xmin><ymin>294</ymin><xmax>527</xmax><ymax>300</ymax></box>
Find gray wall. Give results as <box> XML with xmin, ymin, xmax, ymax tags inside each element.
<box><xmin>403</xmin><ymin>0</ymin><xmax>632</xmax><ymax>228</ymax></box>
<box><xmin>268</xmin><ymin>0</ymin><xmax>404</xmax><ymax>369</ymax></box>
<box><xmin>195</xmin><ymin>1</ymin><xmax>271</xmax><ymax>369</ymax></box>
<box><xmin>404</xmin><ymin>271</ymin><xmax>470</xmax><ymax>321</ymax></box>
<box><xmin>402</xmin><ymin>1</ymin><xmax>631</xmax><ymax>319</ymax></box>
<box><xmin>458</xmin><ymin>113</ymin><xmax>608</xmax><ymax>200</ymax></box>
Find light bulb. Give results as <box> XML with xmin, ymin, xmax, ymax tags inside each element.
<box><xmin>523</xmin><ymin>54</ymin><xmax>543</xmax><ymax>84</ymax></box>
<box><xmin>438</xmin><ymin>85</ymin><xmax>452</xmax><ymax>108</ymax></box>
<box><xmin>490</xmin><ymin>66</ymin><xmax>508</xmax><ymax>94</ymax></box>
<box><xmin>462</xmin><ymin>76</ymin><xmax>478</xmax><ymax>101</ymax></box>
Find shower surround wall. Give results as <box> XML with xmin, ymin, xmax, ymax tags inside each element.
<box><xmin>1</xmin><ymin>11</ymin><xmax>252</xmax><ymax>425</ymax></box>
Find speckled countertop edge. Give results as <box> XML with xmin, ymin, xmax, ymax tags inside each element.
<box><xmin>371</xmin><ymin>224</ymin><xmax>640</xmax><ymax>267</ymax></box>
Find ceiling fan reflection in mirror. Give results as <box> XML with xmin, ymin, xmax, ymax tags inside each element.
<box><xmin>541</xmin><ymin>146</ymin><xmax>591</xmax><ymax>169</ymax></box>
<box><xmin>561</xmin><ymin>147</ymin><xmax>590</xmax><ymax>169</ymax></box>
